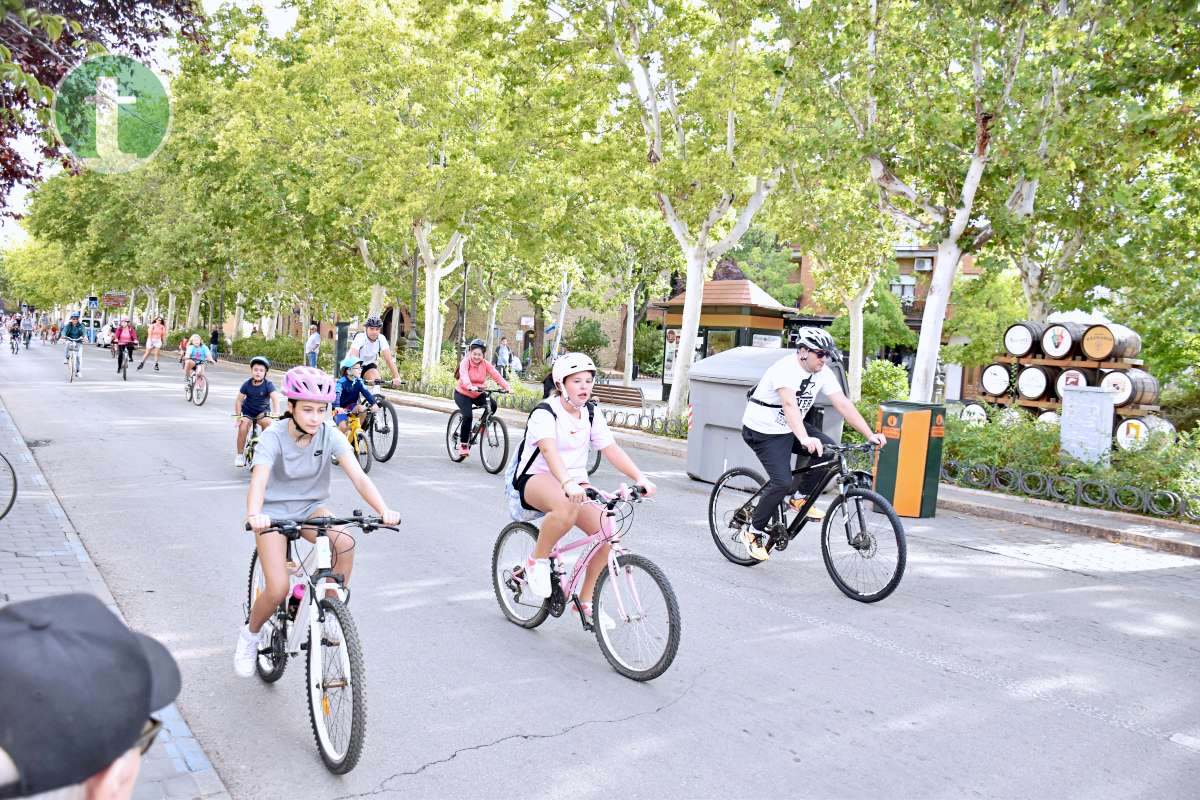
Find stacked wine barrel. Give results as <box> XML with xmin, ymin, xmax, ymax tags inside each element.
<box><xmin>970</xmin><ymin>320</ymin><xmax>1173</xmax><ymax>449</ymax></box>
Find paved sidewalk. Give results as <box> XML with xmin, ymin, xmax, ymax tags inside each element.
<box><xmin>0</xmin><ymin>399</ymin><xmax>231</xmax><ymax>800</ymax></box>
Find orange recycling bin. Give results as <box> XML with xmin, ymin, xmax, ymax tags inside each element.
<box><xmin>872</xmin><ymin>402</ymin><xmax>946</xmax><ymax>518</ymax></box>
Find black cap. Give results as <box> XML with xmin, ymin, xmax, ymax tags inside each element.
<box><xmin>0</xmin><ymin>594</ymin><xmax>181</xmax><ymax>798</ymax></box>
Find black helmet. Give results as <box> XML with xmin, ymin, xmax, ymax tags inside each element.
<box><xmin>365</xmin><ymin>316</ymin><xmax>383</xmax><ymax>329</ymax></box>
<box><xmin>468</xmin><ymin>338</ymin><xmax>486</xmax><ymax>352</ymax></box>
<box><xmin>249</xmin><ymin>356</ymin><xmax>271</xmax><ymax>371</ymax></box>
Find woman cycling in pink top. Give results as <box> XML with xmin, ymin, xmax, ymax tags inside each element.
<box><xmin>453</xmin><ymin>338</ymin><xmax>511</xmax><ymax>457</ymax></box>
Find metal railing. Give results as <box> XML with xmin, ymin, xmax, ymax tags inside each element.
<box><xmin>940</xmin><ymin>459</ymin><xmax>1200</xmax><ymax>522</ymax></box>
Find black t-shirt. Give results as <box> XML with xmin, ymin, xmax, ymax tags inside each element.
<box><xmin>239</xmin><ymin>379</ymin><xmax>276</xmax><ymax>416</ymax></box>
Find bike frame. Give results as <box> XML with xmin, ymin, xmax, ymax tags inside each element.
<box><xmin>465</xmin><ymin>391</ymin><xmax>501</xmax><ymax>446</ymax></box>
<box><xmin>548</xmin><ymin>492</ymin><xmax>637</xmax><ymax>619</ymax></box>
<box><xmin>66</xmin><ymin>340</ymin><xmax>82</xmax><ymax>373</ymax></box>
<box><xmin>277</xmin><ymin>530</ymin><xmax>348</xmax><ymax>656</ymax></box>
<box><xmin>740</xmin><ymin>448</ymin><xmax>874</xmax><ymax>541</ymax></box>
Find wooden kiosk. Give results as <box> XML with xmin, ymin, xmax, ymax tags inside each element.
<box><xmin>656</xmin><ymin>279</ymin><xmax>792</xmax><ymax>401</ymax></box>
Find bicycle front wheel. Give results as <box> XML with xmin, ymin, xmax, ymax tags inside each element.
<box><xmin>479</xmin><ymin>416</ymin><xmax>509</xmax><ymax>474</ymax></box>
<box><xmin>306</xmin><ymin>597</ymin><xmax>366</xmax><ymax>774</ymax></box>
<box><xmin>445</xmin><ymin>412</ymin><xmax>467</xmax><ymax>462</ymax></box>
<box><xmin>245</xmin><ymin>552</ymin><xmax>287</xmax><ymax>683</ymax></box>
<box><xmin>354</xmin><ymin>430</ymin><xmax>372</xmax><ymax>473</ymax></box>
<box><xmin>368</xmin><ymin>399</ymin><xmax>399</xmax><ymax>462</ymax></box>
<box><xmin>491</xmin><ymin>522</ymin><xmax>550</xmax><ymax>628</ymax></box>
<box><xmin>707</xmin><ymin>467</ymin><xmax>772</xmax><ymax>567</ymax></box>
<box><xmin>0</xmin><ymin>453</ymin><xmax>16</xmax><ymax>521</ymax></box>
<box><xmin>593</xmin><ymin>554</ymin><xmax>681</xmax><ymax>681</ymax></box>
<box><xmin>192</xmin><ymin>375</ymin><xmax>208</xmax><ymax>406</ymax></box>
<box><xmin>821</xmin><ymin>487</ymin><xmax>907</xmax><ymax>603</ymax></box>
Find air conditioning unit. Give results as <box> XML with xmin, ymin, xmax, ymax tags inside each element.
<box><xmin>914</xmin><ymin>257</ymin><xmax>933</xmax><ymax>272</ymax></box>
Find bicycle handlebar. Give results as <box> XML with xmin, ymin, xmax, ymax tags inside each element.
<box><xmin>245</xmin><ymin>511</ymin><xmax>401</xmax><ymax>535</ymax></box>
<box><xmin>584</xmin><ymin>485</ymin><xmax>647</xmax><ymax>509</ymax></box>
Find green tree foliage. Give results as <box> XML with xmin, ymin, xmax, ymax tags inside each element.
<box><xmin>633</xmin><ymin>321</ymin><xmax>664</xmax><ymax>376</ymax></box>
<box><xmin>829</xmin><ymin>282</ymin><xmax>915</xmax><ymax>359</ymax></box>
<box><xmin>562</xmin><ymin>318</ymin><xmax>610</xmax><ymax>362</ymax></box>
<box><xmin>941</xmin><ymin>269</ymin><xmax>1028</xmax><ymax>368</ymax></box>
<box><xmin>725</xmin><ymin>228</ymin><xmax>800</xmax><ymax>306</ymax></box>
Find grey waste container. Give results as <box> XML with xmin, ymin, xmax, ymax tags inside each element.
<box><xmin>686</xmin><ymin>346</ymin><xmax>848</xmax><ymax>483</ymax></box>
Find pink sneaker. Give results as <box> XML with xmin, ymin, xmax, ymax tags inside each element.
<box><xmin>458</xmin><ymin>444</ymin><xmax>470</xmax><ymax>457</ymax></box>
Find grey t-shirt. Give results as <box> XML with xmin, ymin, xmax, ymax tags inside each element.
<box><xmin>253</xmin><ymin>419</ymin><xmax>353</xmax><ymax>519</ymax></box>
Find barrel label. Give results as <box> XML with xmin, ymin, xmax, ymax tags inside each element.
<box><xmin>1116</xmin><ymin>419</ymin><xmax>1148</xmax><ymax>450</ymax></box>
<box><xmin>1005</xmin><ymin>326</ymin><xmax>1033</xmax><ymax>355</ymax></box>
<box><xmin>1083</xmin><ymin>327</ymin><xmax>1114</xmax><ymax>358</ymax></box>
<box><xmin>1043</xmin><ymin>326</ymin><xmax>1073</xmax><ymax>357</ymax></box>
<box><xmin>1017</xmin><ymin>367</ymin><xmax>1048</xmax><ymax>398</ymax></box>
<box><xmin>981</xmin><ymin>364</ymin><xmax>1011</xmax><ymax>395</ymax></box>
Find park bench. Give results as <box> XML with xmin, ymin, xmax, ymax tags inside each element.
<box><xmin>592</xmin><ymin>382</ymin><xmax>645</xmax><ymax>409</ymax></box>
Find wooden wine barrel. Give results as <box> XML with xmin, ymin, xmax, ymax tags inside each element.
<box><xmin>1115</xmin><ymin>416</ymin><xmax>1176</xmax><ymax>450</ymax></box>
<box><xmin>1040</xmin><ymin>322</ymin><xmax>1088</xmax><ymax>359</ymax></box>
<box><xmin>1100</xmin><ymin>368</ymin><xmax>1159</xmax><ymax>407</ymax></box>
<box><xmin>1037</xmin><ymin>410</ymin><xmax>1060</xmax><ymax>426</ymax></box>
<box><xmin>1054</xmin><ymin>367</ymin><xmax>1098</xmax><ymax>398</ymax></box>
<box><xmin>959</xmin><ymin>402</ymin><xmax>989</xmax><ymax>425</ymax></box>
<box><xmin>1016</xmin><ymin>365</ymin><xmax>1060</xmax><ymax>400</ymax></box>
<box><xmin>1003</xmin><ymin>321</ymin><xmax>1047</xmax><ymax>357</ymax></box>
<box><xmin>1081</xmin><ymin>323</ymin><xmax>1142</xmax><ymax>360</ymax></box>
<box><xmin>980</xmin><ymin>363</ymin><xmax>1013</xmax><ymax>396</ymax></box>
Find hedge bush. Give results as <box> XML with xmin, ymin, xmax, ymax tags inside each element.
<box><xmin>1161</xmin><ymin>380</ymin><xmax>1200</xmax><ymax>436</ymax></box>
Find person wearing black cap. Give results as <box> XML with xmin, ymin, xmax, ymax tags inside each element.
<box><xmin>0</xmin><ymin>593</ymin><xmax>182</xmax><ymax>800</ymax></box>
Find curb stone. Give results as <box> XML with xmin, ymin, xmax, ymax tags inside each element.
<box><xmin>0</xmin><ymin>398</ymin><xmax>233</xmax><ymax>800</ymax></box>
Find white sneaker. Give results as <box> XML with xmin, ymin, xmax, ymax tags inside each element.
<box><xmin>524</xmin><ymin>557</ymin><xmax>551</xmax><ymax>598</ymax></box>
<box><xmin>233</xmin><ymin>624</ymin><xmax>262</xmax><ymax>677</ymax></box>
<box><xmin>580</xmin><ymin>602</ymin><xmax>616</xmax><ymax>631</ymax></box>
<box><xmin>235</xmin><ymin>454</ymin><xmax>245</xmax><ymax>468</ymax></box>
<box><xmin>739</xmin><ymin>528</ymin><xmax>770</xmax><ymax>561</ymax></box>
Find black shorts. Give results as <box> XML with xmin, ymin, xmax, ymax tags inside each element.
<box><xmin>514</xmin><ymin>473</ymin><xmax>537</xmax><ymax>511</ymax></box>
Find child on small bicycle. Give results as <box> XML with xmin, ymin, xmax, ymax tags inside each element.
<box><xmin>183</xmin><ymin>335</ymin><xmax>213</xmax><ymax>383</ymax></box>
<box><xmin>234</xmin><ymin>356</ymin><xmax>283</xmax><ymax>467</ymax></box>
<box><xmin>235</xmin><ymin>366</ymin><xmax>400</xmax><ymax>677</ymax></box>
<box><xmin>514</xmin><ymin>352</ymin><xmax>656</xmax><ymax>629</ymax></box>
<box><xmin>739</xmin><ymin>327</ymin><xmax>886</xmax><ymax>562</ymax></box>
<box><xmin>453</xmin><ymin>338</ymin><xmax>511</xmax><ymax>457</ymax></box>
<box><xmin>333</xmin><ymin>356</ymin><xmax>378</xmax><ymax>435</ymax></box>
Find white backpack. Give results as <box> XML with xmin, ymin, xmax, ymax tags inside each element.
<box><xmin>503</xmin><ymin>400</ymin><xmax>596</xmax><ymax>522</ymax></box>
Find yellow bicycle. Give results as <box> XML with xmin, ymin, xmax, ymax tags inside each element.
<box><xmin>342</xmin><ymin>409</ymin><xmax>373</xmax><ymax>474</ymax></box>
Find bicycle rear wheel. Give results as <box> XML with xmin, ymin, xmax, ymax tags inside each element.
<box><xmin>0</xmin><ymin>453</ymin><xmax>17</xmax><ymax>521</ymax></box>
<box><xmin>245</xmin><ymin>551</ymin><xmax>287</xmax><ymax>682</ymax></box>
<box><xmin>707</xmin><ymin>467</ymin><xmax>774</xmax><ymax>567</ymax></box>
<box><xmin>445</xmin><ymin>412</ymin><xmax>467</xmax><ymax>462</ymax></box>
<box><xmin>479</xmin><ymin>416</ymin><xmax>509</xmax><ymax>474</ymax></box>
<box><xmin>821</xmin><ymin>487</ymin><xmax>907</xmax><ymax>603</ymax></box>
<box><xmin>354</xmin><ymin>431</ymin><xmax>372</xmax><ymax>473</ymax></box>
<box><xmin>368</xmin><ymin>399</ymin><xmax>399</xmax><ymax>462</ymax></box>
<box><xmin>491</xmin><ymin>522</ymin><xmax>550</xmax><ymax>628</ymax></box>
<box><xmin>192</xmin><ymin>375</ymin><xmax>208</xmax><ymax>406</ymax></box>
<box><xmin>306</xmin><ymin>597</ymin><xmax>366</xmax><ymax>774</ymax></box>
<box><xmin>593</xmin><ymin>554</ymin><xmax>681</xmax><ymax>681</ymax></box>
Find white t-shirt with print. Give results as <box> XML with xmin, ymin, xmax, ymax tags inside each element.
<box><xmin>741</xmin><ymin>352</ymin><xmax>842</xmax><ymax>435</ymax></box>
<box><xmin>350</xmin><ymin>331</ymin><xmax>390</xmax><ymax>364</ymax></box>
<box><xmin>524</xmin><ymin>396</ymin><xmax>616</xmax><ymax>481</ymax></box>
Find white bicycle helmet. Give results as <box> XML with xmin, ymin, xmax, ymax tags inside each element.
<box><xmin>552</xmin><ymin>352</ymin><xmax>597</xmax><ymax>386</ymax></box>
<box><xmin>793</xmin><ymin>326</ymin><xmax>840</xmax><ymax>361</ymax></box>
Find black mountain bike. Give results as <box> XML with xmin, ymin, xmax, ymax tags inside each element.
<box><xmin>362</xmin><ymin>380</ymin><xmax>399</xmax><ymax>462</ymax></box>
<box><xmin>707</xmin><ymin>442</ymin><xmax>906</xmax><ymax>603</ymax></box>
<box><xmin>446</xmin><ymin>389</ymin><xmax>509</xmax><ymax>474</ymax></box>
<box><xmin>116</xmin><ymin>345</ymin><xmax>130</xmax><ymax>380</ymax></box>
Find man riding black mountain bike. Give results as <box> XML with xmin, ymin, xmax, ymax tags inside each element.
<box><xmin>740</xmin><ymin>326</ymin><xmax>886</xmax><ymax>561</ymax></box>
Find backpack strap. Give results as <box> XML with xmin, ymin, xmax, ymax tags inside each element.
<box><xmin>515</xmin><ymin>402</ymin><xmax>558</xmax><ymax>482</ymax></box>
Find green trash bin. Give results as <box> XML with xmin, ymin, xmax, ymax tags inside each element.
<box><xmin>872</xmin><ymin>401</ymin><xmax>946</xmax><ymax>518</ymax></box>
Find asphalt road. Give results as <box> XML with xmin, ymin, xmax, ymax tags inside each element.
<box><xmin>3</xmin><ymin>342</ymin><xmax>1199</xmax><ymax>799</ymax></box>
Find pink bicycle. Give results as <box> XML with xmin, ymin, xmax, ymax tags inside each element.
<box><xmin>491</xmin><ymin>485</ymin><xmax>681</xmax><ymax>681</ymax></box>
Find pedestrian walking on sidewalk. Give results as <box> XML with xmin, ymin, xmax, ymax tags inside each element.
<box><xmin>210</xmin><ymin>327</ymin><xmax>221</xmax><ymax>362</ymax></box>
<box><xmin>0</xmin><ymin>593</ymin><xmax>181</xmax><ymax>800</ymax></box>
<box><xmin>495</xmin><ymin>336</ymin><xmax>511</xmax><ymax>380</ymax></box>
<box><xmin>304</xmin><ymin>323</ymin><xmax>321</xmax><ymax>368</ymax></box>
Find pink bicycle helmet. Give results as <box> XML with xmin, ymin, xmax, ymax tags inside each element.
<box><xmin>282</xmin><ymin>366</ymin><xmax>336</xmax><ymax>402</ymax></box>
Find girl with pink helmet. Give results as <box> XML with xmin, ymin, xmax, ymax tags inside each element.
<box><xmin>234</xmin><ymin>366</ymin><xmax>401</xmax><ymax>678</ymax></box>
